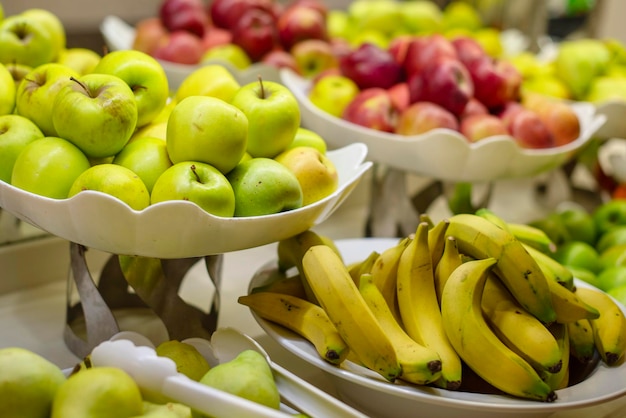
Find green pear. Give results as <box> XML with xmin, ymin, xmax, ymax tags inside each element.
<box><xmin>193</xmin><ymin>350</ymin><xmax>280</xmax><ymax>417</ymax></box>
<box><xmin>555</xmin><ymin>39</ymin><xmax>611</xmax><ymax>100</ymax></box>
<box><xmin>133</xmin><ymin>401</ymin><xmax>192</xmax><ymax>418</ymax></box>
<box><xmin>0</xmin><ymin>347</ymin><xmax>66</xmax><ymax>418</ymax></box>
<box><xmin>585</xmin><ymin>76</ymin><xmax>626</xmax><ymax>103</ymax></box>
<box><xmin>51</xmin><ymin>367</ymin><xmax>143</xmax><ymax>418</ymax></box>
<box><xmin>155</xmin><ymin>340</ymin><xmax>210</xmax><ymax>382</ymax></box>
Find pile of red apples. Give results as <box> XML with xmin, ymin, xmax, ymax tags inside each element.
<box><xmin>132</xmin><ymin>0</ymin><xmax>329</xmax><ymax>68</ymax></box>
<box><xmin>311</xmin><ymin>34</ymin><xmax>581</xmax><ymax>150</ymax></box>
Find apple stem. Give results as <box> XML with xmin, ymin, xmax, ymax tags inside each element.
<box><xmin>190</xmin><ymin>164</ymin><xmax>202</xmax><ymax>183</ymax></box>
<box><xmin>70</xmin><ymin>76</ymin><xmax>92</xmax><ymax>98</ymax></box>
<box><xmin>258</xmin><ymin>75</ymin><xmax>266</xmax><ymax>99</ymax></box>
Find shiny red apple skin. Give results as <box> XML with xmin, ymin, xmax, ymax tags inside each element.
<box><xmin>460</xmin><ymin>97</ymin><xmax>489</xmax><ymax>119</ymax></box>
<box><xmin>466</xmin><ymin>57</ymin><xmax>522</xmax><ymax>111</ymax></box>
<box><xmin>201</xmin><ymin>27</ymin><xmax>233</xmax><ymax>52</ymax></box>
<box><xmin>460</xmin><ymin>113</ymin><xmax>508</xmax><ymax>142</ymax></box>
<box><xmin>231</xmin><ymin>8</ymin><xmax>278</xmax><ymax>62</ymax></box>
<box><xmin>285</xmin><ymin>0</ymin><xmax>328</xmax><ymax>17</ymax></box>
<box><xmin>395</xmin><ymin>101</ymin><xmax>459</xmax><ymax>135</ymax></box>
<box><xmin>402</xmin><ymin>34</ymin><xmax>457</xmax><ymax>78</ymax></box>
<box><xmin>132</xmin><ymin>17</ymin><xmax>169</xmax><ymax>55</ymax></box>
<box><xmin>342</xmin><ymin>87</ymin><xmax>399</xmax><ymax>133</ymax></box>
<box><xmin>407</xmin><ymin>58</ymin><xmax>474</xmax><ymax>116</ymax></box>
<box><xmin>339</xmin><ymin>43</ymin><xmax>403</xmax><ymax>90</ymax></box>
<box><xmin>505</xmin><ymin>108</ymin><xmax>555</xmax><ymax>149</ymax></box>
<box><xmin>388</xmin><ymin>82</ymin><xmax>410</xmax><ymax>112</ymax></box>
<box><xmin>159</xmin><ymin>0</ymin><xmax>208</xmax><ymax>37</ymax></box>
<box><xmin>451</xmin><ymin>36</ymin><xmax>487</xmax><ymax>68</ymax></box>
<box><xmin>152</xmin><ymin>30</ymin><xmax>204</xmax><ymax>65</ymax></box>
<box><xmin>277</xmin><ymin>5</ymin><xmax>328</xmax><ymax>51</ymax></box>
<box><xmin>523</xmin><ymin>94</ymin><xmax>581</xmax><ymax>147</ymax></box>
<box><xmin>262</xmin><ymin>49</ymin><xmax>301</xmax><ymax>74</ymax></box>
<box><xmin>209</xmin><ymin>0</ymin><xmax>277</xmax><ymax>30</ymax></box>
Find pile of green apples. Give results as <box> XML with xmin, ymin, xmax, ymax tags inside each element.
<box><xmin>509</xmin><ymin>37</ymin><xmax>626</xmax><ymax>104</ymax></box>
<box><xmin>528</xmin><ymin>198</ymin><xmax>626</xmax><ymax>305</ymax></box>
<box><xmin>0</xmin><ymin>339</ymin><xmax>288</xmax><ymax>418</ymax></box>
<box><xmin>0</xmin><ymin>7</ymin><xmax>340</xmax><ymax>219</ymax></box>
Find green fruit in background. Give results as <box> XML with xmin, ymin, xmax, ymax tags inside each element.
<box><xmin>554</xmin><ymin>39</ymin><xmax>611</xmax><ymax>100</ymax></box>
<box><xmin>566</xmin><ymin>265</ymin><xmax>601</xmax><ymax>289</ymax></box>
<box><xmin>593</xmin><ymin>198</ymin><xmax>626</xmax><ymax>237</ymax></box>
<box><xmin>558</xmin><ymin>207</ymin><xmax>597</xmax><ymax>246</ymax></box>
<box><xmin>596</xmin><ymin>226</ymin><xmax>626</xmax><ymax>253</ymax></box>
<box><xmin>51</xmin><ymin>367</ymin><xmax>143</xmax><ymax>418</ymax></box>
<box><xmin>596</xmin><ymin>266</ymin><xmax>626</xmax><ymax>292</ymax></box>
<box><xmin>137</xmin><ymin>401</ymin><xmax>192</xmax><ymax>418</ymax></box>
<box><xmin>0</xmin><ymin>347</ymin><xmax>66</xmax><ymax>418</ymax></box>
<box><xmin>529</xmin><ymin>213</ymin><xmax>571</xmax><ymax>246</ymax></box>
<box><xmin>552</xmin><ymin>240</ymin><xmax>603</xmax><ymax>274</ymax></box>
<box><xmin>599</xmin><ymin>243</ymin><xmax>626</xmax><ymax>269</ymax></box>
<box><xmin>194</xmin><ymin>350</ymin><xmax>280</xmax><ymax>417</ymax></box>
<box><xmin>608</xmin><ymin>284</ymin><xmax>626</xmax><ymax>307</ymax></box>
<box><xmin>155</xmin><ymin>340</ymin><xmax>210</xmax><ymax>382</ymax></box>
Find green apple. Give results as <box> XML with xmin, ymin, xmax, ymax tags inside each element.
<box><xmin>155</xmin><ymin>340</ymin><xmax>210</xmax><ymax>382</ymax></box>
<box><xmin>566</xmin><ymin>265</ymin><xmax>601</xmax><ymax>289</ymax></box>
<box><xmin>174</xmin><ymin>64</ymin><xmax>240</xmax><ymax>104</ymax></box>
<box><xmin>132</xmin><ymin>121</ymin><xmax>167</xmax><ymax>141</ymax></box>
<box><xmin>608</xmin><ymin>283</ymin><xmax>626</xmax><ymax>308</ymax></box>
<box><xmin>597</xmin><ymin>226</ymin><xmax>626</xmax><ymax>253</ymax></box>
<box><xmin>399</xmin><ymin>0</ymin><xmax>442</xmax><ymax>34</ymax></box>
<box><xmin>274</xmin><ymin>146</ymin><xmax>338</xmax><ymax>206</ymax></box>
<box><xmin>201</xmin><ymin>44</ymin><xmax>251</xmax><ymax>70</ymax></box>
<box><xmin>593</xmin><ymin>198</ymin><xmax>626</xmax><ymax>237</ymax></box>
<box><xmin>597</xmin><ymin>266</ymin><xmax>626</xmax><ymax>292</ymax></box>
<box><xmin>52</xmin><ymin>73</ymin><xmax>138</xmax><ymax>158</ymax></box>
<box><xmin>51</xmin><ymin>367</ymin><xmax>143</xmax><ymax>418</ymax></box>
<box><xmin>57</xmin><ymin>47</ymin><xmax>101</xmax><ymax>75</ymax></box>
<box><xmin>113</xmin><ymin>136</ymin><xmax>172</xmax><ymax>193</ymax></box>
<box><xmin>226</xmin><ymin>157</ymin><xmax>303</xmax><ymax>217</ymax></box>
<box><xmin>0</xmin><ymin>114</ymin><xmax>44</xmax><ymax>183</ymax></box>
<box><xmin>585</xmin><ymin>76</ymin><xmax>626</xmax><ymax>103</ymax></box>
<box><xmin>166</xmin><ymin>95</ymin><xmax>248</xmax><ymax>174</ymax></box>
<box><xmin>309</xmin><ymin>74</ymin><xmax>360</xmax><ymax>119</ymax></box>
<box><xmin>555</xmin><ymin>39</ymin><xmax>611</xmax><ymax>100</ymax></box>
<box><xmin>151</xmin><ymin>161</ymin><xmax>236</xmax><ymax>217</ymax></box>
<box><xmin>326</xmin><ymin>10</ymin><xmax>351</xmax><ymax>39</ymax></box>
<box><xmin>287</xmin><ymin>127</ymin><xmax>327</xmax><ymax>154</ymax></box>
<box><xmin>0</xmin><ymin>62</ymin><xmax>15</xmax><ymax>115</ymax></box>
<box><xmin>5</xmin><ymin>62</ymin><xmax>32</xmax><ymax>88</ymax></box>
<box><xmin>93</xmin><ymin>50</ymin><xmax>169</xmax><ymax>128</ymax></box>
<box><xmin>15</xmin><ymin>62</ymin><xmax>79</xmax><ymax>136</ymax></box>
<box><xmin>20</xmin><ymin>8</ymin><xmax>66</xmax><ymax>61</ymax></box>
<box><xmin>11</xmin><ymin>136</ymin><xmax>91</xmax><ymax>199</ymax></box>
<box><xmin>552</xmin><ymin>240</ymin><xmax>603</xmax><ymax>274</ymax></box>
<box><xmin>558</xmin><ymin>206</ymin><xmax>597</xmax><ymax>246</ymax></box>
<box><xmin>0</xmin><ymin>347</ymin><xmax>66</xmax><ymax>418</ymax></box>
<box><xmin>230</xmin><ymin>79</ymin><xmax>300</xmax><ymax>159</ymax></box>
<box><xmin>68</xmin><ymin>163</ymin><xmax>150</xmax><ymax>211</ymax></box>
<box><xmin>348</xmin><ymin>0</ymin><xmax>402</xmax><ymax>38</ymax></box>
<box><xmin>442</xmin><ymin>1</ymin><xmax>482</xmax><ymax>32</ymax></box>
<box><xmin>528</xmin><ymin>213</ymin><xmax>571</xmax><ymax>246</ymax></box>
<box><xmin>0</xmin><ymin>14</ymin><xmax>56</xmax><ymax>67</ymax></box>
<box><xmin>472</xmin><ymin>27</ymin><xmax>503</xmax><ymax>58</ymax></box>
<box><xmin>599</xmin><ymin>243</ymin><xmax>626</xmax><ymax>270</ymax></box>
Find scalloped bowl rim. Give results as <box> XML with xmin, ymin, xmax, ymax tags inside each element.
<box><xmin>248</xmin><ymin>237</ymin><xmax>626</xmax><ymax>417</ymax></box>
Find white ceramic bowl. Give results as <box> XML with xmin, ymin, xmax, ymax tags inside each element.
<box><xmin>99</xmin><ymin>15</ymin><xmax>281</xmax><ymax>91</ymax></box>
<box><xmin>0</xmin><ymin>144</ymin><xmax>371</xmax><ymax>259</ymax></box>
<box><xmin>280</xmin><ymin>69</ymin><xmax>607</xmax><ymax>183</ymax></box>
<box><xmin>247</xmin><ymin>237</ymin><xmax>626</xmax><ymax>418</ymax></box>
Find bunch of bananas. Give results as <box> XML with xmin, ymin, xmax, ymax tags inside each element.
<box><xmin>239</xmin><ymin>211</ymin><xmax>626</xmax><ymax>402</ymax></box>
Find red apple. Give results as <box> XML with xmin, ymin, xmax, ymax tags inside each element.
<box><xmin>451</xmin><ymin>36</ymin><xmax>487</xmax><ymax>68</ymax></box>
<box><xmin>329</xmin><ymin>38</ymin><xmax>353</xmax><ymax>61</ymax></box>
<box><xmin>231</xmin><ymin>8</ymin><xmax>278</xmax><ymax>62</ymax></box>
<box><xmin>152</xmin><ymin>30</ymin><xmax>204</xmax><ymax>65</ymax></box>
<box><xmin>460</xmin><ymin>97</ymin><xmax>489</xmax><ymax>119</ymax></box>
<box><xmin>339</xmin><ymin>42</ymin><xmax>403</xmax><ymax>90</ymax></box>
<box><xmin>201</xmin><ymin>27</ymin><xmax>233</xmax><ymax>52</ymax></box>
<box><xmin>262</xmin><ymin>49</ymin><xmax>301</xmax><ymax>74</ymax></box>
<box><xmin>395</xmin><ymin>101</ymin><xmax>459</xmax><ymax>135</ymax></box>
<box><xmin>403</xmin><ymin>34</ymin><xmax>457</xmax><ymax>78</ymax></box>
<box><xmin>209</xmin><ymin>0</ymin><xmax>277</xmax><ymax>30</ymax></box>
<box><xmin>132</xmin><ymin>17</ymin><xmax>169</xmax><ymax>55</ymax></box>
<box><xmin>460</xmin><ymin>113</ymin><xmax>508</xmax><ymax>142</ymax></box>
<box><xmin>407</xmin><ymin>58</ymin><xmax>474</xmax><ymax>116</ymax></box>
<box><xmin>342</xmin><ymin>88</ymin><xmax>399</xmax><ymax>133</ymax></box>
<box><xmin>466</xmin><ymin>57</ymin><xmax>522</xmax><ymax>111</ymax></box>
<box><xmin>388</xmin><ymin>34</ymin><xmax>416</xmax><ymax>67</ymax></box>
<box><xmin>504</xmin><ymin>108</ymin><xmax>555</xmax><ymax>149</ymax></box>
<box><xmin>290</xmin><ymin>39</ymin><xmax>338</xmax><ymax>78</ymax></box>
<box><xmin>159</xmin><ymin>0</ymin><xmax>208</xmax><ymax>37</ymax></box>
<box><xmin>277</xmin><ymin>5</ymin><xmax>328</xmax><ymax>51</ymax></box>
<box><xmin>388</xmin><ymin>82</ymin><xmax>410</xmax><ymax>112</ymax></box>
<box><xmin>522</xmin><ymin>94</ymin><xmax>581</xmax><ymax>147</ymax></box>
<box><xmin>284</xmin><ymin>0</ymin><xmax>328</xmax><ymax>17</ymax></box>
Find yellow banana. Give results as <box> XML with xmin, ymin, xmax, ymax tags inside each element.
<box><xmin>567</xmin><ymin>318</ymin><xmax>596</xmax><ymax>363</ymax></box>
<box><xmin>428</xmin><ymin>218</ymin><xmax>450</xmax><ymax>269</ymax></box>
<box><xmin>302</xmin><ymin>244</ymin><xmax>401</xmax><ymax>381</ymax></box>
<box><xmin>474</xmin><ymin>207</ymin><xmax>511</xmax><ymax>232</ymax></box>
<box><xmin>348</xmin><ymin>250</ymin><xmax>380</xmax><ymax>287</ymax></box>
<box><xmin>481</xmin><ymin>274</ymin><xmax>563</xmax><ymax>374</ymax></box>
<box><xmin>508</xmin><ymin>222</ymin><xmax>557</xmax><ymax>254</ymax></box>
<box><xmin>441</xmin><ymin>257</ymin><xmax>557</xmax><ymax>402</ymax></box>
<box><xmin>359</xmin><ymin>273</ymin><xmax>443</xmax><ymax>385</ymax></box>
<box><xmin>370</xmin><ymin>237</ymin><xmax>411</xmax><ymax>324</ymax></box>
<box><xmin>522</xmin><ymin>243</ymin><xmax>574</xmax><ymax>291</ymax></box>
<box><xmin>446</xmin><ymin>213</ymin><xmax>556</xmax><ymax>324</ymax></box>
<box><xmin>546</xmin><ymin>277</ymin><xmax>600</xmax><ymax>324</ymax></box>
<box><xmin>575</xmin><ymin>286</ymin><xmax>626</xmax><ymax>366</ymax></box>
<box><xmin>238</xmin><ymin>292</ymin><xmax>349</xmax><ymax>365</ymax></box>
<box><xmin>541</xmin><ymin>323</ymin><xmax>570</xmax><ymax>391</ymax></box>
<box><xmin>250</xmin><ymin>272</ymin><xmax>308</xmax><ymax>300</ymax></box>
<box><xmin>434</xmin><ymin>235</ymin><xmax>463</xmax><ymax>304</ymax></box>
<box><xmin>420</xmin><ymin>213</ymin><xmax>435</xmax><ymax>228</ymax></box>
<box><xmin>397</xmin><ymin>222</ymin><xmax>463</xmax><ymax>390</ymax></box>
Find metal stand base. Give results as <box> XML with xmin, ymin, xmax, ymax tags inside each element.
<box><xmin>63</xmin><ymin>243</ymin><xmax>223</xmax><ymax>358</ymax></box>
